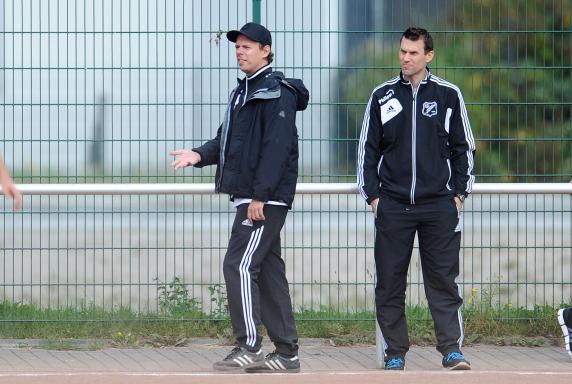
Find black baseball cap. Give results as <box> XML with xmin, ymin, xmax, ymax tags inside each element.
<box><xmin>227</xmin><ymin>22</ymin><xmax>272</xmax><ymax>46</ymax></box>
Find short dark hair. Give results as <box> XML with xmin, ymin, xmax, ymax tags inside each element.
<box><xmin>401</xmin><ymin>27</ymin><xmax>434</xmax><ymax>53</ymax></box>
<box><xmin>259</xmin><ymin>43</ymin><xmax>274</xmax><ymax>64</ymax></box>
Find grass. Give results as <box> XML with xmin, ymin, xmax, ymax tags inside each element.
<box><xmin>0</xmin><ymin>279</ymin><xmax>567</xmax><ymax>350</ymax></box>
<box><xmin>0</xmin><ymin>301</ymin><xmax>566</xmax><ymax>349</ymax></box>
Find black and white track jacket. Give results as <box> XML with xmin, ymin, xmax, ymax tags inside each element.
<box><xmin>357</xmin><ymin>69</ymin><xmax>476</xmax><ymax>205</ymax></box>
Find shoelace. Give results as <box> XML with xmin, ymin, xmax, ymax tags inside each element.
<box><xmin>265</xmin><ymin>351</ymin><xmax>280</xmax><ymax>360</ymax></box>
<box><xmin>446</xmin><ymin>352</ymin><xmax>464</xmax><ymax>362</ymax></box>
<box><xmin>224</xmin><ymin>346</ymin><xmax>243</xmax><ymax>361</ymax></box>
<box><xmin>386</xmin><ymin>357</ymin><xmax>404</xmax><ymax>369</ymax></box>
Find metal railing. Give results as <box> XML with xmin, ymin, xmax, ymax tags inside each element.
<box><xmin>10</xmin><ymin>182</ymin><xmax>572</xmax><ymax>195</ymax></box>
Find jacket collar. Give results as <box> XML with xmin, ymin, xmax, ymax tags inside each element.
<box><xmin>230</xmin><ymin>65</ymin><xmax>279</xmax><ymax>109</ymax></box>
<box><xmin>237</xmin><ymin>64</ymin><xmax>273</xmax><ymax>84</ymax></box>
<box><xmin>246</xmin><ymin>64</ymin><xmax>272</xmax><ymax>81</ymax></box>
<box><xmin>400</xmin><ymin>67</ymin><xmax>431</xmax><ymax>85</ymax></box>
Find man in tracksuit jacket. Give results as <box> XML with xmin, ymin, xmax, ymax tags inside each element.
<box><xmin>171</xmin><ymin>22</ymin><xmax>308</xmax><ymax>373</ymax></box>
<box><xmin>357</xmin><ymin>27</ymin><xmax>476</xmax><ymax>371</ymax></box>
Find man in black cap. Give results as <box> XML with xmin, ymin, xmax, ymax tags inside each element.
<box><xmin>170</xmin><ymin>22</ymin><xmax>308</xmax><ymax>373</ymax></box>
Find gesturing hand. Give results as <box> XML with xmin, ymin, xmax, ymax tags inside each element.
<box><xmin>1</xmin><ymin>181</ymin><xmax>22</xmax><ymax>210</ymax></box>
<box><xmin>170</xmin><ymin>149</ymin><xmax>202</xmax><ymax>170</ymax></box>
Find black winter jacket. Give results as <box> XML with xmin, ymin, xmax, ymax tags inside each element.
<box><xmin>357</xmin><ymin>69</ymin><xmax>476</xmax><ymax>205</ymax></box>
<box><xmin>193</xmin><ymin>66</ymin><xmax>309</xmax><ymax>208</ymax></box>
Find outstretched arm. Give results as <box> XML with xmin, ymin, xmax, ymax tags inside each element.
<box><xmin>0</xmin><ymin>154</ymin><xmax>22</xmax><ymax>210</ymax></box>
<box><xmin>170</xmin><ymin>124</ymin><xmax>222</xmax><ymax>170</ymax></box>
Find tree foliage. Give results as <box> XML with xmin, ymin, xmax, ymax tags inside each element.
<box><xmin>335</xmin><ymin>0</ymin><xmax>571</xmax><ymax>182</ymax></box>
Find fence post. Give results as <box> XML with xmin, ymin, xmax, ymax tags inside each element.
<box><xmin>253</xmin><ymin>0</ymin><xmax>261</xmax><ymax>23</ymax></box>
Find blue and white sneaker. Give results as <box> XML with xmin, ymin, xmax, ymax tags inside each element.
<box><xmin>442</xmin><ymin>351</ymin><xmax>471</xmax><ymax>370</ymax></box>
<box><xmin>213</xmin><ymin>346</ymin><xmax>264</xmax><ymax>371</ymax></box>
<box><xmin>384</xmin><ymin>356</ymin><xmax>405</xmax><ymax>370</ymax></box>
<box><xmin>244</xmin><ymin>351</ymin><xmax>300</xmax><ymax>373</ymax></box>
<box><xmin>557</xmin><ymin>308</ymin><xmax>572</xmax><ymax>359</ymax></box>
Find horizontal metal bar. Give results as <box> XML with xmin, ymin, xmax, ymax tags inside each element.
<box><xmin>4</xmin><ymin>183</ymin><xmax>572</xmax><ymax>195</ymax></box>
<box><xmin>1</xmin><ymin>101</ymin><xmax>571</xmax><ymax>107</ymax></box>
<box><xmin>3</xmin><ymin>65</ymin><xmax>571</xmax><ymax>70</ymax></box>
<box><xmin>4</xmin><ymin>137</ymin><xmax>572</xmax><ymax>143</ymax></box>
<box><xmin>1</xmin><ymin>29</ymin><xmax>569</xmax><ymax>34</ymax></box>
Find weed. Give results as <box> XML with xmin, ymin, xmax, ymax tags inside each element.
<box><xmin>156</xmin><ymin>277</ymin><xmax>202</xmax><ymax>318</ymax></box>
<box><xmin>111</xmin><ymin>330</ymin><xmax>138</xmax><ymax>347</ymax></box>
<box><xmin>208</xmin><ymin>284</ymin><xmax>229</xmax><ymax>319</ymax></box>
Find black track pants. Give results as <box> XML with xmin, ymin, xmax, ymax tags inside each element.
<box><xmin>223</xmin><ymin>204</ymin><xmax>298</xmax><ymax>356</ymax></box>
<box><xmin>374</xmin><ymin>196</ymin><xmax>464</xmax><ymax>358</ymax></box>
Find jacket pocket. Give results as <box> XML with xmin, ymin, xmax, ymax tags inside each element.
<box><xmin>439</xmin><ymin>131</ymin><xmax>451</xmax><ymax>158</ymax></box>
<box><xmin>381</xmin><ymin>120</ymin><xmax>401</xmax><ymax>153</ymax></box>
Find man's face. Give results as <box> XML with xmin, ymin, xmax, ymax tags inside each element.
<box><xmin>235</xmin><ymin>35</ymin><xmax>270</xmax><ymax>75</ymax></box>
<box><xmin>399</xmin><ymin>37</ymin><xmax>434</xmax><ymax>79</ymax></box>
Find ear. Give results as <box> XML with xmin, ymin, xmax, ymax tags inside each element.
<box><xmin>425</xmin><ymin>50</ymin><xmax>435</xmax><ymax>64</ymax></box>
<box><xmin>262</xmin><ymin>44</ymin><xmax>271</xmax><ymax>59</ymax></box>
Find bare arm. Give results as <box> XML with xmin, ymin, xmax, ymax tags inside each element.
<box><xmin>0</xmin><ymin>154</ymin><xmax>22</xmax><ymax>210</ymax></box>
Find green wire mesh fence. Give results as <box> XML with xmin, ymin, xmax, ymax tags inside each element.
<box><xmin>0</xmin><ymin>1</ymin><xmax>571</xmax><ymax>322</ymax></box>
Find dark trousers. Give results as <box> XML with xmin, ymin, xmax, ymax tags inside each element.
<box><xmin>223</xmin><ymin>204</ymin><xmax>298</xmax><ymax>356</ymax></box>
<box><xmin>374</xmin><ymin>196</ymin><xmax>464</xmax><ymax>359</ymax></box>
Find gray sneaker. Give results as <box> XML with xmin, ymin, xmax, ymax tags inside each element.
<box><xmin>244</xmin><ymin>351</ymin><xmax>301</xmax><ymax>373</ymax></box>
<box><xmin>557</xmin><ymin>308</ymin><xmax>572</xmax><ymax>359</ymax></box>
<box><xmin>213</xmin><ymin>346</ymin><xmax>264</xmax><ymax>371</ymax></box>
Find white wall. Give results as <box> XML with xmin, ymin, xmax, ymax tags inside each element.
<box><xmin>0</xmin><ymin>0</ymin><xmax>339</xmax><ymax>178</ymax></box>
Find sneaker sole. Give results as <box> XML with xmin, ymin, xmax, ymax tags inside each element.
<box><xmin>446</xmin><ymin>361</ymin><xmax>471</xmax><ymax>371</ymax></box>
<box><xmin>557</xmin><ymin>308</ymin><xmax>572</xmax><ymax>358</ymax></box>
<box><xmin>213</xmin><ymin>363</ymin><xmax>256</xmax><ymax>372</ymax></box>
<box><xmin>244</xmin><ymin>367</ymin><xmax>301</xmax><ymax>374</ymax></box>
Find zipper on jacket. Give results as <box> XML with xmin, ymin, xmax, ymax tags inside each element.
<box><xmin>410</xmin><ymin>85</ymin><xmax>418</xmax><ymax>204</ymax></box>
<box><xmin>217</xmin><ymin>89</ymin><xmax>236</xmax><ymax>192</ymax></box>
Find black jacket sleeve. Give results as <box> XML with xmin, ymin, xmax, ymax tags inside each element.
<box><xmin>251</xmin><ymin>88</ymin><xmax>298</xmax><ymax>202</ymax></box>
<box><xmin>192</xmin><ymin>124</ymin><xmax>222</xmax><ymax>168</ymax></box>
<box><xmin>357</xmin><ymin>91</ymin><xmax>383</xmax><ymax>204</ymax></box>
<box><xmin>449</xmin><ymin>93</ymin><xmax>476</xmax><ymax>196</ymax></box>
